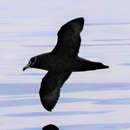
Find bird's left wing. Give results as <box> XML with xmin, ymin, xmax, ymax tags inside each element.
<box><xmin>52</xmin><ymin>17</ymin><xmax>84</xmax><ymax>58</ymax></box>
<box><xmin>39</xmin><ymin>71</ymin><xmax>71</xmax><ymax>111</ymax></box>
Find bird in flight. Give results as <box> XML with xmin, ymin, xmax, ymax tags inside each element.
<box><xmin>23</xmin><ymin>17</ymin><xmax>109</xmax><ymax>112</ymax></box>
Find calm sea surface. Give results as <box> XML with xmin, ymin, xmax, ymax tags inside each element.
<box><xmin>0</xmin><ymin>0</ymin><xmax>130</xmax><ymax>130</ymax></box>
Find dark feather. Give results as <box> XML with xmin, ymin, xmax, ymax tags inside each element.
<box><xmin>72</xmin><ymin>57</ymin><xmax>109</xmax><ymax>71</ymax></box>
<box><xmin>52</xmin><ymin>17</ymin><xmax>84</xmax><ymax>58</ymax></box>
<box><xmin>39</xmin><ymin>71</ymin><xmax>71</xmax><ymax>111</ymax></box>
<box><xmin>23</xmin><ymin>17</ymin><xmax>109</xmax><ymax>112</ymax></box>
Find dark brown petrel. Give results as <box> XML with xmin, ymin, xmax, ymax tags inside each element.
<box><xmin>23</xmin><ymin>17</ymin><xmax>109</xmax><ymax>111</ymax></box>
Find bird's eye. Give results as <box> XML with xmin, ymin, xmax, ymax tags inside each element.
<box><xmin>29</xmin><ymin>60</ymin><xmax>32</xmax><ymax>65</ymax></box>
<box><xmin>30</xmin><ymin>57</ymin><xmax>37</xmax><ymax>66</ymax></box>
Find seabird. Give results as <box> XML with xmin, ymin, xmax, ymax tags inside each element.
<box><xmin>23</xmin><ymin>17</ymin><xmax>109</xmax><ymax>111</ymax></box>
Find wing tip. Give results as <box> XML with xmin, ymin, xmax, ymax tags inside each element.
<box><xmin>40</xmin><ymin>97</ymin><xmax>55</xmax><ymax>112</ymax></box>
<box><xmin>44</xmin><ymin>105</ymin><xmax>54</xmax><ymax>112</ymax></box>
<box><xmin>39</xmin><ymin>92</ymin><xmax>57</xmax><ymax>112</ymax></box>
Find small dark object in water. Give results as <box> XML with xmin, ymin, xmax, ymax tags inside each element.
<box><xmin>42</xmin><ymin>124</ymin><xmax>59</xmax><ymax>130</ymax></box>
<box><xmin>23</xmin><ymin>17</ymin><xmax>109</xmax><ymax>111</ymax></box>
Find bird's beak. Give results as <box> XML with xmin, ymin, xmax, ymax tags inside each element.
<box><xmin>102</xmin><ymin>64</ymin><xmax>109</xmax><ymax>69</ymax></box>
<box><xmin>23</xmin><ymin>63</ymin><xmax>30</xmax><ymax>71</ymax></box>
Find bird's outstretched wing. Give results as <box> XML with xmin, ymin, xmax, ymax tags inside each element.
<box><xmin>52</xmin><ymin>17</ymin><xmax>84</xmax><ymax>58</ymax></box>
<box><xmin>72</xmin><ymin>57</ymin><xmax>109</xmax><ymax>71</ymax></box>
<box><xmin>39</xmin><ymin>71</ymin><xmax>71</xmax><ymax>111</ymax></box>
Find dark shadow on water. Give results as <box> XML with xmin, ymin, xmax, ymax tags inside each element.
<box><xmin>42</xmin><ymin>124</ymin><xmax>59</xmax><ymax>130</ymax></box>
<box><xmin>19</xmin><ymin>123</ymin><xmax>130</xmax><ymax>130</ymax></box>
<box><xmin>18</xmin><ymin>124</ymin><xmax>59</xmax><ymax>130</ymax></box>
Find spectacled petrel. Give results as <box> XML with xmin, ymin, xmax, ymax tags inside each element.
<box><xmin>23</xmin><ymin>17</ymin><xmax>109</xmax><ymax>112</ymax></box>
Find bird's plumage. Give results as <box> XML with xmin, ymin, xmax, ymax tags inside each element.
<box><xmin>52</xmin><ymin>17</ymin><xmax>84</xmax><ymax>58</ymax></box>
<box><xmin>23</xmin><ymin>17</ymin><xmax>109</xmax><ymax>111</ymax></box>
<box><xmin>39</xmin><ymin>71</ymin><xmax>71</xmax><ymax>111</ymax></box>
<box><xmin>72</xmin><ymin>56</ymin><xmax>108</xmax><ymax>72</ymax></box>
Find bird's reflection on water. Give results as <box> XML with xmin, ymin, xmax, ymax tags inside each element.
<box><xmin>42</xmin><ymin>124</ymin><xmax>59</xmax><ymax>130</ymax></box>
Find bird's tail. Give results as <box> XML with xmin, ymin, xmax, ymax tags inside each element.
<box><xmin>73</xmin><ymin>57</ymin><xmax>109</xmax><ymax>72</ymax></box>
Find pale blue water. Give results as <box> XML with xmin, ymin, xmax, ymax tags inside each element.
<box><xmin>0</xmin><ymin>0</ymin><xmax>130</xmax><ymax>130</ymax></box>
<box><xmin>20</xmin><ymin>123</ymin><xmax>130</xmax><ymax>130</ymax></box>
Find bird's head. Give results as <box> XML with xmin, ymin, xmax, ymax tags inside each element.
<box><xmin>23</xmin><ymin>57</ymin><xmax>37</xmax><ymax>71</ymax></box>
<box><xmin>58</xmin><ymin>17</ymin><xmax>84</xmax><ymax>38</ymax></box>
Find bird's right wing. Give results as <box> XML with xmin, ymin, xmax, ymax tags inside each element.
<box><xmin>39</xmin><ymin>71</ymin><xmax>71</xmax><ymax>111</ymax></box>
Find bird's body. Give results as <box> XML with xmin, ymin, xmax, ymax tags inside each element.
<box><xmin>23</xmin><ymin>17</ymin><xmax>109</xmax><ymax>111</ymax></box>
<box><xmin>34</xmin><ymin>52</ymin><xmax>74</xmax><ymax>72</ymax></box>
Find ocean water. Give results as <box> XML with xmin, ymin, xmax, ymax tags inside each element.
<box><xmin>0</xmin><ymin>0</ymin><xmax>130</xmax><ymax>130</ymax></box>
